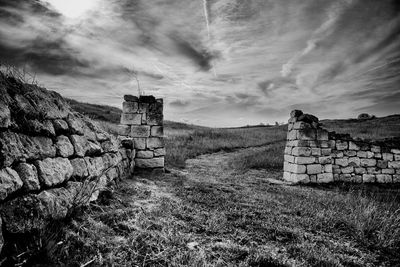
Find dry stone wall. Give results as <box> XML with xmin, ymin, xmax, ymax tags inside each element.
<box><xmin>119</xmin><ymin>95</ymin><xmax>165</xmax><ymax>172</ymax></box>
<box><xmin>0</xmin><ymin>75</ymin><xmax>135</xmax><ymax>253</ymax></box>
<box><xmin>284</xmin><ymin>110</ymin><xmax>400</xmax><ymax>184</ymax></box>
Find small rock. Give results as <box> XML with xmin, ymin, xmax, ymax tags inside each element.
<box><xmin>187</xmin><ymin>241</ymin><xmax>199</xmax><ymax>250</ymax></box>
<box><xmin>0</xmin><ymin>167</ymin><xmax>23</xmax><ymax>200</ymax></box>
<box><xmin>56</xmin><ymin>135</ymin><xmax>74</xmax><ymax>157</ymax></box>
<box><xmin>15</xmin><ymin>163</ymin><xmax>40</xmax><ymax>191</ymax></box>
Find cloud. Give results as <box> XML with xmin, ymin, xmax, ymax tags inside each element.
<box><xmin>169</xmin><ymin>99</ymin><xmax>190</xmax><ymax>107</ymax></box>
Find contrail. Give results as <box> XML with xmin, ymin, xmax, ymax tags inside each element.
<box><xmin>281</xmin><ymin>0</ymin><xmax>354</xmax><ymax>77</ymax></box>
<box><xmin>202</xmin><ymin>0</ymin><xmax>217</xmax><ymax>77</ymax></box>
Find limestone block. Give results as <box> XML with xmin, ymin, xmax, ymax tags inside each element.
<box><xmin>311</xmin><ymin>148</ymin><xmax>321</xmax><ymax>156</ymax></box>
<box><xmin>376</xmin><ymin>174</ymin><xmax>392</xmax><ymax>183</ymax></box>
<box><xmin>333</xmin><ymin>165</ymin><xmax>341</xmax><ymax>174</ymax></box>
<box><xmin>329</xmin><ymin>140</ymin><xmax>336</xmax><ymax>149</ymax></box>
<box><xmin>0</xmin><ymin>167</ymin><xmax>23</xmax><ymax>200</ymax></box>
<box><xmin>391</xmin><ymin>149</ymin><xmax>400</xmax><ymax>154</ymax></box>
<box><xmin>101</xmin><ymin>136</ymin><xmax>119</xmax><ymax>153</ymax></box>
<box><xmin>336</xmin><ymin>140</ymin><xmax>348</xmax><ymax>150</ymax></box>
<box><xmin>120</xmin><ymin>113</ymin><xmax>142</xmax><ymax>125</ymax></box>
<box><xmin>294</xmin><ymin>157</ymin><xmax>315</xmax><ymax>164</ymax></box>
<box><xmin>284</xmin><ymin>162</ymin><xmax>306</xmax><ymax>174</ymax></box>
<box><xmin>154</xmin><ymin>148</ymin><xmax>166</xmax><ymax>157</ymax></box>
<box><xmin>297</xmin><ymin>128</ymin><xmax>316</xmax><ymax>140</ymax></box>
<box><xmin>360</xmin><ymin>159</ymin><xmax>376</xmax><ymax>167</ymax></box>
<box><xmin>284</xmin><ymin>154</ymin><xmax>295</xmax><ymax>163</ymax></box>
<box><xmin>319</xmin><ymin>141</ymin><xmax>329</xmax><ymax>148</ymax></box>
<box><xmin>287</xmin><ymin>130</ymin><xmax>297</xmax><ymax>140</ymax></box>
<box><xmin>85</xmin><ymin>157</ymin><xmax>105</xmax><ymax>178</ymax></box>
<box><xmin>321</xmin><ymin>148</ymin><xmax>331</xmax><ymax>156</ymax></box>
<box><xmin>377</xmin><ymin>160</ymin><xmax>388</xmax><ymax>169</ymax></box>
<box><xmin>287</xmin><ymin>140</ymin><xmax>318</xmax><ymax>147</ymax></box>
<box><xmin>283</xmin><ymin>172</ymin><xmax>309</xmax><ymax>183</ymax></box>
<box><xmin>129</xmin><ymin>125</ymin><xmax>150</xmax><ymax>138</ymax></box>
<box><xmin>148</xmin><ymin>100</ymin><xmax>163</xmax><ymax>125</ymax></box>
<box><xmin>344</xmin><ymin>150</ymin><xmax>357</xmax><ymax>157</ymax></box>
<box><xmin>382</xmin><ymin>153</ymin><xmax>394</xmax><ymax>161</ymax></box>
<box><xmin>141</xmin><ymin>112</ymin><xmax>147</xmax><ymax>124</ymax></box>
<box><xmin>138</xmin><ymin>102</ymin><xmax>149</xmax><ymax>113</ymax></box>
<box><xmin>349</xmin><ymin>142</ymin><xmax>360</xmax><ymax>151</ymax></box>
<box><xmin>388</xmin><ymin>161</ymin><xmax>400</xmax><ymax>169</ymax></box>
<box><xmin>393</xmin><ymin>175</ymin><xmax>400</xmax><ymax>183</ymax></box>
<box><xmin>317</xmin><ymin>129</ymin><xmax>329</xmax><ymax>141</ymax></box>
<box><xmin>15</xmin><ymin>163</ymin><xmax>40</xmax><ymax>191</ymax></box>
<box><xmin>335</xmin><ymin>158</ymin><xmax>349</xmax><ymax>167</ymax></box>
<box><xmin>350</xmin><ymin>175</ymin><xmax>363</xmax><ymax>183</ymax></box>
<box><xmin>70</xmin><ymin>158</ymin><xmax>89</xmax><ymax>178</ymax></box>
<box><xmin>291</xmin><ymin>147</ymin><xmax>311</xmax><ymax>156</ymax></box>
<box><xmin>354</xmin><ymin>167</ymin><xmax>366</xmax><ymax>174</ymax></box>
<box><xmin>118</xmin><ymin>125</ymin><xmax>131</xmax><ymax>136</ymax></box>
<box><xmin>35</xmin><ymin>158</ymin><xmax>73</xmax><ymax>187</ymax></box>
<box><xmin>293</xmin><ymin>122</ymin><xmax>310</xmax><ymax>130</ymax></box>
<box><xmin>283</xmin><ymin>171</ymin><xmax>291</xmax><ymax>181</ymax></box>
<box><xmin>288</xmin><ymin>123</ymin><xmax>293</xmax><ymax>131</ymax></box>
<box><xmin>134</xmin><ymin>138</ymin><xmax>147</xmax><ymax>150</ymax></box>
<box><xmin>371</xmin><ymin>145</ymin><xmax>381</xmax><ymax>153</ymax></box>
<box><xmin>366</xmin><ymin>167</ymin><xmax>380</xmax><ymax>175</ymax></box>
<box><xmin>382</xmin><ymin>168</ymin><xmax>395</xmax><ymax>174</ymax></box>
<box><xmin>319</xmin><ymin>156</ymin><xmax>332</xmax><ymax>164</ymax></box>
<box><xmin>317</xmin><ymin>173</ymin><xmax>333</xmax><ymax>183</ymax></box>
<box><xmin>56</xmin><ymin>135</ymin><xmax>74</xmax><ymax>158</ymax></box>
<box><xmin>310</xmin><ymin>175</ymin><xmax>317</xmax><ymax>183</ymax></box>
<box><xmin>332</xmin><ymin>150</ymin><xmax>344</xmax><ymax>158</ymax></box>
<box><xmin>147</xmin><ymin>137</ymin><xmax>164</xmax><ymax>149</ymax></box>
<box><xmin>342</xmin><ymin>166</ymin><xmax>354</xmax><ymax>174</ymax></box>
<box><xmin>307</xmin><ymin>164</ymin><xmax>322</xmax><ymax>175</ymax></box>
<box><xmin>151</xmin><ymin>126</ymin><xmax>164</xmax><ymax>137</ymax></box>
<box><xmin>363</xmin><ymin>174</ymin><xmax>376</xmax><ymax>183</ymax></box>
<box><xmin>374</xmin><ymin>153</ymin><xmax>382</xmax><ymax>159</ymax></box>
<box><xmin>70</xmin><ymin>135</ymin><xmax>88</xmax><ymax>157</ymax></box>
<box><xmin>284</xmin><ymin>146</ymin><xmax>292</xmax><ymax>155</ymax></box>
<box><xmin>339</xmin><ymin>174</ymin><xmax>352</xmax><ymax>181</ymax></box>
<box><xmin>357</xmin><ymin>151</ymin><xmax>367</xmax><ymax>158</ymax></box>
<box><xmin>366</xmin><ymin>151</ymin><xmax>374</xmax><ymax>159</ymax></box>
<box><xmin>324</xmin><ymin>164</ymin><xmax>333</xmax><ymax>173</ymax></box>
<box><xmin>135</xmin><ymin>157</ymin><xmax>164</xmax><ymax>168</ymax></box>
<box><xmin>123</xmin><ymin>101</ymin><xmax>138</xmax><ymax>113</ymax></box>
<box><xmin>333</xmin><ymin>174</ymin><xmax>340</xmax><ymax>181</ymax></box>
<box><xmin>348</xmin><ymin>157</ymin><xmax>361</xmax><ymax>167</ymax></box>
<box><xmin>53</xmin><ymin>119</ymin><xmax>69</xmax><ymax>134</ymax></box>
<box><xmin>137</xmin><ymin>150</ymin><xmax>154</xmax><ymax>159</ymax></box>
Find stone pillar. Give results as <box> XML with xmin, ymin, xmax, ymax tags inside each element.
<box><xmin>283</xmin><ymin>110</ymin><xmax>333</xmax><ymax>184</ymax></box>
<box><xmin>120</xmin><ymin>95</ymin><xmax>165</xmax><ymax>172</ymax></box>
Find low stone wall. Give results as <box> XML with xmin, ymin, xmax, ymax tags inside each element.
<box><xmin>119</xmin><ymin>95</ymin><xmax>165</xmax><ymax>172</ymax></box>
<box><xmin>283</xmin><ymin>110</ymin><xmax>400</xmax><ymax>184</ymax></box>
<box><xmin>0</xmin><ymin>75</ymin><xmax>134</xmax><ymax>252</ymax></box>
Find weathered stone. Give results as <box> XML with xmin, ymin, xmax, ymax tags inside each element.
<box><xmin>135</xmin><ymin>157</ymin><xmax>164</xmax><ymax>168</ymax></box>
<box><xmin>136</xmin><ymin>150</ymin><xmax>154</xmax><ymax>159</ymax></box>
<box><xmin>393</xmin><ymin>175</ymin><xmax>400</xmax><ymax>183</ymax></box>
<box><xmin>388</xmin><ymin>161</ymin><xmax>400</xmax><ymax>169</ymax></box>
<box><xmin>0</xmin><ymin>167</ymin><xmax>23</xmax><ymax>200</ymax></box>
<box><xmin>335</xmin><ymin>158</ymin><xmax>349</xmax><ymax>167</ymax></box>
<box><xmin>122</xmin><ymin>101</ymin><xmax>138</xmax><ymax>113</ymax></box>
<box><xmin>148</xmin><ymin>100</ymin><xmax>163</xmax><ymax>125</ymax></box>
<box><xmin>138</xmin><ymin>102</ymin><xmax>149</xmax><ymax>113</ymax></box>
<box><xmin>287</xmin><ymin>130</ymin><xmax>297</xmax><ymax>140</ymax></box>
<box><xmin>374</xmin><ymin>153</ymin><xmax>382</xmax><ymax>159</ymax></box>
<box><xmin>360</xmin><ymin>159</ymin><xmax>376</xmax><ymax>167</ymax></box>
<box><xmin>342</xmin><ymin>166</ymin><xmax>354</xmax><ymax>174</ymax></box>
<box><xmin>118</xmin><ymin>125</ymin><xmax>131</xmax><ymax>136</ymax></box>
<box><xmin>371</xmin><ymin>145</ymin><xmax>381</xmax><ymax>153</ymax></box>
<box><xmin>70</xmin><ymin>135</ymin><xmax>88</xmax><ymax>157</ymax></box>
<box><xmin>377</xmin><ymin>160</ymin><xmax>388</xmax><ymax>169</ymax></box>
<box><xmin>70</xmin><ymin>158</ymin><xmax>89</xmax><ymax>178</ymax></box>
<box><xmin>290</xmin><ymin>110</ymin><xmax>303</xmax><ymax>118</ymax></box>
<box><xmin>332</xmin><ymin>150</ymin><xmax>344</xmax><ymax>158</ymax></box>
<box><xmin>284</xmin><ymin>154</ymin><xmax>295</xmax><ymax>163</ymax></box>
<box><xmin>154</xmin><ymin>148</ymin><xmax>166</xmax><ymax>157</ymax></box>
<box><xmin>382</xmin><ymin>168</ymin><xmax>395</xmax><ymax>174</ymax></box>
<box><xmin>85</xmin><ymin>157</ymin><xmax>105</xmax><ymax>178</ymax></box>
<box><xmin>395</xmin><ymin>154</ymin><xmax>400</xmax><ymax>161</ymax></box>
<box><xmin>25</xmin><ymin>119</ymin><xmax>56</xmax><ymax>136</ymax></box>
<box><xmin>124</xmin><ymin>95</ymin><xmax>139</xmax><ymax>102</ymax></box>
<box><xmin>35</xmin><ymin>158</ymin><xmax>73</xmax><ymax>187</ymax></box>
<box><xmin>336</xmin><ymin>140</ymin><xmax>348</xmax><ymax>150</ymax></box>
<box><xmin>96</xmin><ymin>132</ymin><xmax>110</xmax><ymax>142</ymax></box>
<box><xmin>287</xmin><ymin>140</ymin><xmax>318</xmax><ymax>147</ymax></box>
<box><xmin>119</xmin><ymin>137</ymin><xmax>135</xmax><ymax>149</ymax></box>
<box><xmin>307</xmin><ymin>164</ymin><xmax>322</xmax><ymax>175</ymax></box>
<box><xmin>120</xmin><ymin>113</ymin><xmax>142</xmax><ymax>125</ymax></box>
<box><xmin>321</xmin><ymin>148</ymin><xmax>331</xmax><ymax>156</ymax></box>
<box><xmin>354</xmin><ymin>167</ymin><xmax>366</xmax><ymax>174</ymax></box>
<box><xmin>15</xmin><ymin>163</ymin><xmax>40</xmax><ymax>191</ymax></box>
<box><xmin>101</xmin><ymin>136</ymin><xmax>119</xmax><ymax>153</ymax></box>
<box><xmin>391</xmin><ymin>149</ymin><xmax>400</xmax><ymax>154</ymax></box>
<box><xmin>0</xmin><ymin>98</ymin><xmax>11</xmax><ymax>128</ymax></box>
<box><xmin>333</xmin><ymin>165</ymin><xmax>341</xmax><ymax>174</ymax></box>
<box><xmin>151</xmin><ymin>126</ymin><xmax>163</xmax><ymax>137</ymax></box>
<box><xmin>294</xmin><ymin>157</ymin><xmax>315</xmax><ymax>164</ymax></box>
<box><xmin>56</xmin><ymin>135</ymin><xmax>74</xmax><ymax>158</ymax></box>
<box><xmin>147</xmin><ymin>137</ymin><xmax>164</xmax><ymax>149</ymax></box>
<box><xmin>53</xmin><ymin>119</ymin><xmax>69</xmax><ymax>134</ymax></box>
<box><xmin>344</xmin><ymin>150</ymin><xmax>357</xmax><ymax>157</ymax></box>
<box><xmin>366</xmin><ymin>151</ymin><xmax>374</xmax><ymax>159</ymax></box>
<box><xmin>319</xmin><ymin>156</ymin><xmax>332</xmax><ymax>164</ymax></box>
<box><xmin>130</xmin><ymin>125</ymin><xmax>150</xmax><ymax>137</ymax></box>
<box><xmin>297</xmin><ymin>113</ymin><xmax>318</xmax><ymax>124</ymax></box>
<box><xmin>0</xmin><ymin>131</ymin><xmax>56</xmax><ymax>167</ymax></box>
<box><xmin>349</xmin><ymin>142</ymin><xmax>360</xmax><ymax>151</ymax></box>
<box><xmin>317</xmin><ymin>129</ymin><xmax>329</xmax><ymax>141</ymax></box>
<box><xmin>284</xmin><ymin>146</ymin><xmax>292</xmax><ymax>155</ymax></box>
<box><xmin>297</xmin><ymin>128</ymin><xmax>316</xmax><ymax>140</ymax></box>
<box><xmin>325</xmin><ymin>164</ymin><xmax>333</xmax><ymax>173</ymax></box>
<box><xmin>348</xmin><ymin>157</ymin><xmax>361</xmax><ymax>167</ymax></box>
<box><xmin>284</xmin><ymin>162</ymin><xmax>306</xmax><ymax>174</ymax></box>
<box><xmin>293</xmin><ymin>122</ymin><xmax>310</xmax><ymax>130</ymax></box>
<box><xmin>363</xmin><ymin>174</ymin><xmax>376</xmax><ymax>183</ymax></box>
<box><xmin>357</xmin><ymin>151</ymin><xmax>367</xmax><ymax>158</ymax></box>
<box><xmin>311</xmin><ymin>148</ymin><xmax>321</xmax><ymax>156</ymax></box>
<box><xmin>286</xmin><ymin>173</ymin><xmax>310</xmax><ymax>184</ymax></box>
<box><xmin>106</xmin><ymin>168</ymin><xmax>119</xmax><ymax>182</ymax></box>
<box><xmin>291</xmin><ymin>147</ymin><xmax>311</xmax><ymax>156</ymax></box>
<box><xmin>319</xmin><ymin>141</ymin><xmax>329</xmax><ymax>148</ymax></box>
<box><xmin>376</xmin><ymin>174</ymin><xmax>392</xmax><ymax>183</ymax></box>
<box><xmin>66</xmin><ymin>114</ymin><xmax>85</xmax><ymax>135</ymax></box>
<box><xmin>141</xmin><ymin>112</ymin><xmax>147</xmax><ymax>124</ymax></box>
<box><xmin>367</xmin><ymin>167</ymin><xmax>381</xmax><ymax>174</ymax></box>
<box><xmin>317</xmin><ymin>173</ymin><xmax>333</xmax><ymax>183</ymax></box>
<box><xmin>87</xmin><ymin>141</ymin><xmax>103</xmax><ymax>156</ymax></box>
<box><xmin>382</xmin><ymin>153</ymin><xmax>394</xmax><ymax>161</ymax></box>
<box><xmin>339</xmin><ymin>174</ymin><xmax>352</xmax><ymax>181</ymax></box>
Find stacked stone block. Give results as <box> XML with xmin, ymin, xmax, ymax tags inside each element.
<box><xmin>0</xmin><ymin>76</ymin><xmax>135</xmax><ymax>252</ymax></box>
<box><xmin>283</xmin><ymin>110</ymin><xmax>400</xmax><ymax>184</ymax></box>
<box><xmin>119</xmin><ymin>95</ymin><xmax>165</xmax><ymax>172</ymax></box>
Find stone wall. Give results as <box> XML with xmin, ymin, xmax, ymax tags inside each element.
<box><xmin>119</xmin><ymin>95</ymin><xmax>165</xmax><ymax>172</ymax></box>
<box><xmin>0</xmin><ymin>74</ymin><xmax>135</xmax><ymax>253</ymax></box>
<box><xmin>284</xmin><ymin>110</ymin><xmax>400</xmax><ymax>184</ymax></box>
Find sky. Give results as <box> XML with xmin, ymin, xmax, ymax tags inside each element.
<box><xmin>0</xmin><ymin>0</ymin><xmax>399</xmax><ymax>127</ymax></box>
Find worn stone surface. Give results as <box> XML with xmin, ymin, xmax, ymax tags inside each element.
<box><xmin>53</xmin><ymin>119</ymin><xmax>69</xmax><ymax>134</ymax></box>
<box><xmin>35</xmin><ymin>158</ymin><xmax>73</xmax><ymax>187</ymax></box>
<box><xmin>291</xmin><ymin>147</ymin><xmax>311</xmax><ymax>156</ymax></box>
<box><xmin>120</xmin><ymin>113</ymin><xmax>142</xmax><ymax>125</ymax></box>
<box><xmin>85</xmin><ymin>157</ymin><xmax>104</xmax><ymax>178</ymax></box>
<box><xmin>130</xmin><ymin>125</ymin><xmax>150</xmax><ymax>137</ymax></box>
<box><xmin>56</xmin><ymin>135</ymin><xmax>74</xmax><ymax>158</ymax></box>
<box><xmin>70</xmin><ymin>135</ymin><xmax>89</xmax><ymax>157</ymax></box>
<box><xmin>136</xmin><ymin>150</ymin><xmax>154</xmax><ymax>159</ymax></box>
<box><xmin>15</xmin><ymin>163</ymin><xmax>40</xmax><ymax>191</ymax></box>
<box><xmin>123</xmin><ymin>101</ymin><xmax>138</xmax><ymax>113</ymax></box>
<box><xmin>70</xmin><ymin>158</ymin><xmax>89</xmax><ymax>179</ymax></box>
<box><xmin>66</xmin><ymin>114</ymin><xmax>85</xmax><ymax>135</ymax></box>
<box><xmin>135</xmin><ymin>157</ymin><xmax>164</xmax><ymax>168</ymax></box>
<box><xmin>0</xmin><ymin>167</ymin><xmax>23</xmax><ymax>200</ymax></box>
<box><xmin>101</xmin><ymin>136</ymin><xmax>119</xmax><ymax>152</ymax></box>
<box><xmin>124</xmin><ymin>95</ymin><xmax>139</xmax><ymax>102</ymax></box>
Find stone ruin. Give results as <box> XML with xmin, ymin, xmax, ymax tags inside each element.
<box><xmin>284</xmin><ymin>110</ymin><xmax>400</xmax><ymax>184</ymax></box>
<box><xmin>0</xmin><ymin>73</ymin><xmax>164</xmax><ymax>254</ymax></box>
